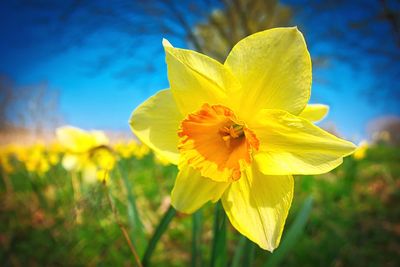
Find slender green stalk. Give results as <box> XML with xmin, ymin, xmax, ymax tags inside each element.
<box><xmin>231</xmin><ymin>236</ymin><xmax>247</xmax><ymax>267</ymax></box>
<box><xmin>191</xmin><ymin>209</ymin><xmax>203</xmax><ymax>267</ymax></box>
<box><xmin>242</xmin><ymin>238</ymin><xmax>256</xmax><ymax>266</ymax></box>
<box><xmin>118</xmin><ymin>160</ymin><xmax>145</xmax><ymax>256</ymax></box>
<box><xmin>0</xmin><ymin>168</ymin><xmax>13</xmax><ymax>194</ymax></box>
<box><xmin>104</xmin><ymin>185</ymin><xmax>143</xmax><ymax>267</ymax></box>
<box><xmin>210</xmin><ymin>202</ymin><xmax>227</xmax><ymax>267</ymax></box>
<box><xmin>28</xmin><ymin>172</ymin><xmax>48</xmax><ymax>210</ymax></box>
<box><xmin>142</xmin><ymin>205</ymin><xmax>176</xmax><ymax>267</ymax></box>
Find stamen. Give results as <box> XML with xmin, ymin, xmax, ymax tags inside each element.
<box><xmin>220</xmin><ymin>123</ymin><xmax>245</xmax><ymax>148</ymax></box>
<box><xmin>231</xmin><ymin>124</ymin><xmax>244</xmax><ymax>137</ymax></box>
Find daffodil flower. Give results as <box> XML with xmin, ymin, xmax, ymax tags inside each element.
<box><xmin>25</xmin><ymin>144</ymin><xmax>51</xmax><ymax>175</ymax></box>
<box><xmin>56</xmin><ymin>126</ymin><xmax>115</xmax><ymax>183</ymax></box>
<box><xmin>15</xmin><ymin>143</ymin><xmax>51</xmax><ymax>175</ymax></box>
<box><xmin>129</xmin><ymin>27</ymin><xmax>356</xmax><ymax>251</ymax></box>
<box><xmin>0</xmin><ymin>145</ymin><xmax>17</xmax><ymax>174</ymax></box>
<box><xmin>114</xmin><ymin>140</ymin><xmax>150</xmax><ymax>159</ymax></box>
<box><xmin>353</xmin><ymin>140</ymin><xmax>369</xmax><ymax>160</ymax></box>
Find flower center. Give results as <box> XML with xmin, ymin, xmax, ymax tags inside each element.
<box><xmin>178</xmin><ymin>104</ymin><xmax>259</xmax><ymax>182</ymax></box>
<box><xmin>220</xmin><ymin>123</ymin><xmax>245</xmax><ymax>148</ymax></box>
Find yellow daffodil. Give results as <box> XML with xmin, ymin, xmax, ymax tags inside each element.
<box><xmin>15</xmin><ymin>143</ymin><xmax>51</xmax><ymax>175</ymax></box>
<box><xmin>47</xmin><ymin>142</ymin><xmax>63</xmax><ymax>165</ymax></box>
<box><xmin>0</xmin><ymin>154</ymin><xmax>14</xmax><ymax>174</ymax></box>
<box><xmin>0</xmin><ymin>145</ymin><xmax>16</xmax><ymax>174</ymax></box>
<box><xmin>129</xmin><ymin>27</ymin><xmax>356</xmax><ymax>251</ymax></box>
<box><xmin>299</xmin><ymin>104</ymin><xmax>329</xmax><ymax>122</ymax></box>
<box><xmin>25</xmin><ymin>145</ymin><xmax>51</xmax><ymax>175</ymax></box>
<box><xmin>113</xmin><ymin>140</ymin><xmax>150</xmax><ymax>159</ymax></box>
<box><xmin>56</xmin><ymin>126</ymin><xmax>115</xmax><ymax>183</ymax></box>
<box><xmin>353</xmin><ymin>140</ymin><xmax>369</xmax><ymax>160</ymax></box>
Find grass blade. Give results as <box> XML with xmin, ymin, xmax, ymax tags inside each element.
<box><xmin>105</xmin><ymin>185</ymin><xmax>142</xmax><ymax>267</ymax></box>
<box><xmin>210</xmin><ymin>202</ymin><xmax>227</xmax><ymax>267</ymax></box>
<box><xmin>118</xmin><ymin>160</ymin><xmax>146</xmax><ymax>256</ymax></box>
<box><xmin>142</xmin><ymin>205</ymin><xmax>176</xmax><ymax>267</ymax></box>
<box><xmin>242</xmin><ymin>238</ymin><xmax>256</xmax><ymax>266</ymax></box>
<box><xmin>230</xmin><ymin>235</ymin><xmax>246</xmax><ymax>267</ymax></box>
<box><xmin>192</xmin><ymin>209</ymin><xmax>203</xmax><ymax>267</ymax></box>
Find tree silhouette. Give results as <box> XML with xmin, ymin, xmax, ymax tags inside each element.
<box><xmin>289</xmin><ymin>0</ymin><xmax>400</xmax><ymax>110</ymax></box>
<box><xmin>5</xmin><ymin>0</ymin><xmax>400</xmax><ymax>110</ymax></box>
<box><xmin>194</xmin><ymin>0</ymin><xmax>293</xmax><ymax>61</ymax></box>
<box><xmin>0</xmin><ymin>74</ymin><xmax>61</xmax><ymax>134</ymax></box>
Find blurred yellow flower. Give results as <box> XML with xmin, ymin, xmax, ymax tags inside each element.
<box><xmin>25</xmin><ymin>150</ymin><xmax>50</xmax><ymax>175</ymax></box>
<box><xmin>0</xmin><ymin>146</ymin><xmax>15</xmax><ymax>174</ymax></box>
<box><xmin>353</xmin><ymin>140</ymin><xmax>369</xmax><ymax>160</ymax></box>
<box><xmin>56</xmin><ymin>126</ymin><xmax>115</xmax><ymax>183</ymax></box>
<box><xmin>47</xmin><ymin>142</ymin><xmax>63</xmax><ymax>165</ymax></box>
<box><xmin>16</xmin><ymin>143</ymin><xmax>51</xmax><ymax>175</ymax></box>
<box><xmin>113</xmin><ymin>140</ymin><xmax>150</xmax><ymax>159</ymax></box>
<box><xmin>1</xmin><ymin>143</ymin><xmax>62</xmax><ymax>175</ymax></box>
<box><xmin>48</xmin><ymin>153</ymin><xmax>60</xmax><ymax>166</ymax></box>
<box><xmin>130</xmin><ymin>27</ymin><xmax>356</xmax><ymax>251</ymax></box>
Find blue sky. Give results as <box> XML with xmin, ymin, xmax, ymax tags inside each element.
<box><xmin>1</xmin><ymin>1</ymin><xmax>399</xmax><ymax>142</ymax></box>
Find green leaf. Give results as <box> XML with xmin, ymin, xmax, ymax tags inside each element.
<box><xmin>118</xmin><ymin>160</ymin><xmax>146</xmax><ymax>256</ymax></box>
<box><xmin>142</xmin><ymin>205</ymin><xmax>176</xmax><ymax>267</ymax></box>
<box><xmin>242</xmin><ymin>238</ymin><xmax>256</xmax><ymax>266</ymax></box>
<box><xmin>192</xmin><ymin>209</ymin><xmax>203</xmax><ymax>267</ymax></box>
<box><xmin>230</xmin><ymin>235</ymin><xmax>246</xmax><ymax>267</ymax></box>
<box><xmin>210</xmin><ymin>202</ymin><xmax>227</xmax><ymax>267</ymax></box>
<box><xmin>263</xmin><ymin>196</ymin><xmax>314</xmax><ymax>267</ymax></box>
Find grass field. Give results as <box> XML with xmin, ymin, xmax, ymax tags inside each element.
<box><xmin>1</xmin><ymin>141</ymin><xmax>399</xmax><ymax>266</ymax></box>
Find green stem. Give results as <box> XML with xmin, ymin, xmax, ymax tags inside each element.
<box><xmin>28</xmin><ymin>172</ymin><xmax>48</xmax><ymax>210</ymax></box>
<box><xmin>210</xmin><ymin>202</ymin><xmax>227</xmax><ymax>267</ymax></box>
<box><xmin>118</xmin><ymin>160</ymin><xmax>145</xmax><ymax>256</ymax></box>
<box><xmin>142</xmin><ymin>205</ymin><xmax>176</xmax><ymax>267</ymax></box>
<box><xmin>231</xmin><ymin>236</ymin><xmax>247</xmax><ymax>267</ymax></box>
<box><xmin>192</xmin><ymin>209</ymin><xmax>203</xmax><ymax>267</ymax></box>
<box><xmin>242</xmin><ymin>238</ymin><xmax>256</xmax><ymax>266</ymax></box>
<box><xmin>104</xmin><ymin>184</ymin><xmax>143</xmax><ymax>267</ymax></box>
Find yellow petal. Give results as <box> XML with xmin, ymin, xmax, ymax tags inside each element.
<box><xmin>82</xmin><ymin>163</ymin><xmax>98</xmax><ymax>184</ymax></box>
<box><xmin>129</xmin><ymin>89</ymin><xmax>183</xmax><ymax>165</ymax></box>
<box><xmin>224</xmin><ymin>27</ymin><xmax>312</xmax><ymax>122</ymax></box>
<box><xmin>299</xmin><ymin>104</ymin><xmax>329</xmax><ymax>122</ymax></box>
<box><xmin>171</xmin><ymin>164</ymin><xmax>230</xmax><ymax>214</ymax></box>
<box><xmin>56</xmin><ymin>126</ymin><xmax>108</xmax><ymax>153</ymax></box>
<box><xmin>222</xmin><ymin>164</ymin><xmax>293</xmax><ymax>251</ymax></box>
<box><xmin>91</xmin><ymin>131</ymin><xmax>109</xmax><ymax>146</ymax></box>
<box><xmin>163</xmin><ymin>39</ymin><xmax>240</xmax><ymax>115</ymax></box>
<box><xmin>250</xmin><ymin>109</ymin><xmax>357</xmax><ymax>175</ymax></box>
<box><xmin>92</xmin><ymin>148</ymin><xmax>115</xmax><ymax>169</ymax></box>
<box><xmin>353</xmin><ymin>140</ymin><xmax>368</xmax><ymax>160</ymax></box>
<box><xmin>61</xmin><ymin>154</ymin><xmax>79</xmax><ymax>171</ymax></box>
<box><xmin>56</xmin><ymin>126</ymin><xmax>91</xmax><ymax>152</ymax></box>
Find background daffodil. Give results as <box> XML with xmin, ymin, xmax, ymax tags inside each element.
<box><xmin>353</xmin><ymin>140</ymin><xmax>369</xmax><ymax>160</ymax></box>
<box><xmin>56</xmin><ymin>126</ymin><xmax>115</xmax><ymax>184</ymax></box>
<box><xmin>129</xmin><ymin>27</ymin><xmax>356</xmax><ymax>251</ymax></box>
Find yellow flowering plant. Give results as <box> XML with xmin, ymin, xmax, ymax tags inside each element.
<box><xmin>0</xmin><ymin>143</ymin><xmax>62</xmax><ymax>177</ymax></box>
<box><xmin>113</xmin><ymin>140</ymin><xmax>150</xmax><ymax>159</ymax></box>
<box><xmin>23</xmin><ymin>144</ymin><xmax>51</xmax><ymax>175</ymax></box>
<box><xmin>353</xmin><ymin>140</ymin><xmax>369</xmax><ymax>160</ymax></box>
<box><xmin>130</xmin><ymin>27</ymin><xmax>356</xmax><ymax>251</ymax></box>
<box><xmin>56</xmin><ymin>126</ymin><xmax>116</xmax><ymax>184</ymax></box>
<box><xmin>0</xmin><ymin>145</ymin><xmax>17</xmax><ymax>174</ymax></box>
